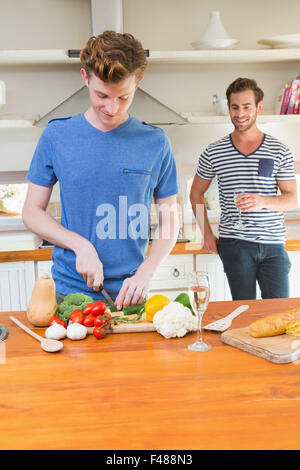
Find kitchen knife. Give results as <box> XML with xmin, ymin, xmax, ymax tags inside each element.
<box><xmin>97</xmin><ymin>284</ymin><xmax>115</xmax><ymax>307</ymax></box>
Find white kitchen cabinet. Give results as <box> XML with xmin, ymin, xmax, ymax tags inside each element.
<box><xmin>0</xmin><ymin>261</ymin><xmax>35</xmax><ymax>312</ymax></box>
<box><xmin>36</xmin><ymin>260</ymin><xmax>53</xmax><ymax>278</ymax></box>
<box><xmin>148</xmin><ymin>254</ymin><xmax>194</xmax><ymax>300</ymax></box>
<box><xmin>288</xmin><ymin>252</ymin><xmax>300</xmax><ymax>298</ymax></box>
<box><xmin>196</xmin><ymin>254</ymin><xmax>232</xmax><ymax>302</ymax></box>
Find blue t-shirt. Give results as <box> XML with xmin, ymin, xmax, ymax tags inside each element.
<box><xmin>27</xmin><ymin>113</ymin><xmax>178</xmax><ymax>298</ymax></box>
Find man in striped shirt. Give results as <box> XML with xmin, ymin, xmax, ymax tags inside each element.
<box><xmin>190</xmin><ymin>77</ymin><xmax>298</xmax><ymax>300</ymax></box>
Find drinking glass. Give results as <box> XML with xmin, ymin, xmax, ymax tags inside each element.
<box><xmin>233</xmin><ymin>188</ymin><xmax>245</xmax><ymax>230</ymax></box>
<box><xmin>187</xmin><ymin>271</ymin><xmax>211</xmax><ymax>352</ymax></box>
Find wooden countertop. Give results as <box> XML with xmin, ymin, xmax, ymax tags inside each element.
<box><xmin>2</xmin><ymin>297</ymin><xmax>300</xmax><ymax>450</ymax></box>
<box><xmin>1</xmin><ymin>239</ymin><xmax>300</xmax><ymax>263</ymax></box>
<box><xmin>0</xmin><ymin>243</ymin><xmax>206</xmax><ymax>263</ymax></box>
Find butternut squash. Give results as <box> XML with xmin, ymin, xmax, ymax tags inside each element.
<box><xmin>27</xmin><ymin>274</ymin><xmax>58</xmax><ymax>327</ymax></box>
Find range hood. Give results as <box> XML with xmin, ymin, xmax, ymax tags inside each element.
<box><xmin>34</xmin><ymin>0</ymin><xmax>186</xmax><ymax>127</ymax></box>
<box><xmin>35</xmin><ymin>85</ymin><xmax>187</xmax><ymax>127</ymax></box>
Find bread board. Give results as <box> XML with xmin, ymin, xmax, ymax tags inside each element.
<box><xmin>87</xmin><ymin>320</ymin><xmax>156</xmax><ymax>335</ymax></box>
<box><xmin>221</xmin><ymin>326</ymin><xmax>300</xmax><ymax>364</ymax></box>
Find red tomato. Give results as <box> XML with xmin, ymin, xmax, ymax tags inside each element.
<box><xmin>49</xmin><ymin>316</ymin><xmax>67</xmax><ymax>328</ymax></box>
<box><xmin>83</xmin><ymin>303</ymin><xmax>95</xmax><ymax>316</ymax></box>
<box><xmin>83</xmin><ymin>313</ymin><xmax>95</xmax><ymax>327</ymax></box>
<box><xmin>91</xmin><ymin>301</ymin><xmax>106</xmax><ymax>317</ymax></box>
<box><xmin>94</xmin><ymin>315</ymin><xmax>105</xmax><ymax>328</ymax></box>
<box><xmin>102</xmin><ymin>312</ymin><xmax>112</xmax><ymax>322</ymax></box>
<box><xmin>93</xmin><ymin>326</ymin><xmax>106</xmax><ymax>339</ymax></box>
<box><xmin>94</xmin><ymin>313</ymin><xmax>112</xmax><ymax>328</ymax></box>
<box><xmin>69</xmin><ymin>309</ymin><xmax>85</xmax><ymax>324</ymax></box>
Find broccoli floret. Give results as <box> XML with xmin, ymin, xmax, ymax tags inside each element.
<box><xmin>58</xmin><ymin>293</ymin><xmax>94</xmax><ymax>323</ymax></box>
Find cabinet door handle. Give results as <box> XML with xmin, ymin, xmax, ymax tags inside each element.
<box><xmin>173</xmin><ymin>268</ymin><xmax>180</xmax><ymax>278</ymax></box>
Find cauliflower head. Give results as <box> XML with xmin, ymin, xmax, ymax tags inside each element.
<box><xmin>153</xmin><ymin>301</ymin><xmax>198</xmax><ymax>339</ymax></box>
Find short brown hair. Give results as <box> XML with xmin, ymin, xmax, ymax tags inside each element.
<box><xmin>226</xmin><ymin>77</ymin><xmax>264</xmax><ymax>105</ymax></box>
<box><xmin>80</xmin><ymin>30</ymin><xmax>147</xmax><ymax>83</ymax></box>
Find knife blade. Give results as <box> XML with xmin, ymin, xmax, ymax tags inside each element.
<box><xmin>97</xmin><ymin>284</ymin><xmax>115</xmax><ymax>307</ymax></box>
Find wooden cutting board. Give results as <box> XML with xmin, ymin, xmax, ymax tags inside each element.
<box><xmin>87</xmin><ymin>320</ymin><xmax>156</xmax><ymax>335</ymax></box>
<box><xmin>221</xmin><ymin>326</ymin><xmax>300</xmax><ymax>364</ymax></box>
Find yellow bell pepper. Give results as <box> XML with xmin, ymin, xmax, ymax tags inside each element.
<box><xmin>145</xmin><ymin>294</ymin><xmax>170</xmax><ymax>322</ymax></box>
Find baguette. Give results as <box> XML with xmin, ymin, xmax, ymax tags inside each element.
<box><xmin>249</xmin><ymin>308</ymin><xmax>300</xmax><ymax>338</ymax></box>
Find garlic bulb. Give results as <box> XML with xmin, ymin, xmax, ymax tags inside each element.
<box><xmin>67</xmin><ymin>323</ymin><xmax>87</xmax><ymax>340</ymax></box>
<box><xmin>45</xmin><ymin>322</ymin><xmax>66</xmax><ymax>340</ymax></box>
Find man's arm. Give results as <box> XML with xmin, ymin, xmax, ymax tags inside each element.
<box><xmin>189</xmin><ymin>174</ymin><xmax>218</xmax><ymax>253</ymax></box>
<box><xmin>114</xmin><ymin>195</ymin><xmax>180</xmax><ymax>310</ymax></box>
<box><xmin>22</xmin><ymin>182</ymin><xmax>104</xmax><ymax>289</ymax></box>
<box><xmin>236</xmin><ymin>180</ymin><xmax>298</xmax><ymax>212</ymax></box>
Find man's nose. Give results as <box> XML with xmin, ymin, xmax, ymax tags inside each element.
<box><xmin>106</xmin><ymin>100</ymin><xmax>118</xmax><ymax>114</ymax></box>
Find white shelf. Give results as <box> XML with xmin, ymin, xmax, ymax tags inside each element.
<box><xmin>148</xmin><ymin>49</ymin><xmax>300</xmax><ymax>64</ymax></box>
<box><xmin>1</xmin><ymin>48</ymin><xmax>300</xmax><ymax>65</ymax></box>
<box><xmin>0</xmin><ymin>119</ymin><xmax>36</xmax><ymax>127</ymax></box>
<box><xmin>0</xmin><ymin>49</ymin><xmax>80</xmax><ymax>65</ymax></box>
<box><xmin>181</xmin><ymin>114</ymin><xmax>300</xmax><ymax>124</ymax></box>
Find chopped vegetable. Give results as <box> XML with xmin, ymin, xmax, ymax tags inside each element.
<box><xmin>113</xmin><ymin>306</ymin><xmax>145</xmax><ymax>324</ymax></box>
<box><xmin>109</xmin><ymin>303</ymin><xmax>144</xmax><ymax>315</ymax></box>
<box><xmin>58</xmin><ymin>293</ymin><xmax>94</xmax><ymax>323</ymax></box>
<box><xmin>145</xmin><ymin>295</ymin><xmax>170</xmax><ymax>322</ymax></box>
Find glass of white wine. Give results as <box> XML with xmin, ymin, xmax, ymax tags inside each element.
<box><xmin>187</xmin><ymin>271</ymin><xmax>211</xmax><ymax>352</ymax></box>
<box><xmin>233</xmin><ymin>188</ymin><xmax>245</xmax><ymax>230</ymax></box>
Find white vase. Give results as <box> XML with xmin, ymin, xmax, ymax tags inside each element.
<box><xmin>201</xmin><ymin>11</ymin><xmax>229</xmax><ymax>41</ymax></box>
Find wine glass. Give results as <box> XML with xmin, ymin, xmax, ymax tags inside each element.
<box><xmin>187</xmin><ymin>271</ymin><xmax>211</xmax><ymax>352</ymax></box>
<box><xmin>233</xmin><ymin>188</ymin><xmax>245</xmax><ymax>230</ymax></box>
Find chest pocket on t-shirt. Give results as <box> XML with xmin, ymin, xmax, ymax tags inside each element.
<box><xmin>122</xmin><ymin>168</ymin><xmax>154</xmax><ymax>202</ymax></box>
<box><xmin>123</xmin><ymin>169</ymin><xmax>152</xmax><ymax>176</ymax></box>
<box><xmin>258</xmin><ymin>158</ymin><xmax>274</xmax><ymax>177</ymax></box>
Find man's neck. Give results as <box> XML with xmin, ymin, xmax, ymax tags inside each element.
<box><xmin>231</xmin><ymin>125</ymin><xmax>265</xmax><ymax>156</ymax></box>
<box><xmin>231</xmin><ymin>125</ymin><xmax>263</xmax><ymax>144</ymax></box>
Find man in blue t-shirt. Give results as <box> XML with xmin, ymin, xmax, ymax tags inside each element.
<box><xmin>23</xmin><ymin>31</ymin><xmax>179</xmax><ymax>310</ymax></box>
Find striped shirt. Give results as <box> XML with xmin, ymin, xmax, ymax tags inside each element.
<box><xmin>197</xmin><ymin>133</ymin><xmax>295</xmax><ymax>244</ymax></box>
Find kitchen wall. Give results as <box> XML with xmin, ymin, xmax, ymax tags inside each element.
<box><xmin>1</xmin><ymin>0</ymin><xmax>300</xmax><ymax>208</ymax></box>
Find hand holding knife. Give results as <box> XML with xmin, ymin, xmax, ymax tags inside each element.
<box><xmin>94</xmin><ymin>283</ymin><xmax>115</xmax><ymax>308</ymax></box>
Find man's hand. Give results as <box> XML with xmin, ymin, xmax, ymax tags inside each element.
<box><xmin>75</xmin><ymin>241</ymin><xmax>104</xmax><ymax>291</ymax></box>
<box><xmin>114</xmin><ymin>268</ymin><xmax>152</xmax><ymax>311</ymax></box>
<box><xmin>202</xmin><ymin>232</ymin><xmax>218</xmax><ymax>253</ymax></box>
<box><xmin>235</xmin><ymin>180</ymin><xmax>298</xmax><ymax>212</ymax></box>
<box><xmin>235</xmin><ymin>193</ymin><xmax>264</xmax><ymax>211</ymax></box>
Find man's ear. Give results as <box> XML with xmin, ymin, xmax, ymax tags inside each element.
<box><xmin>257</xmin><ymin>100</ymin><xmax>263</xmax><ymax>115</ymax></box>
<box><xmin>80</xmin><ymin>68</ymin><xmax>89</xmax><ymax>87</ymax></box>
